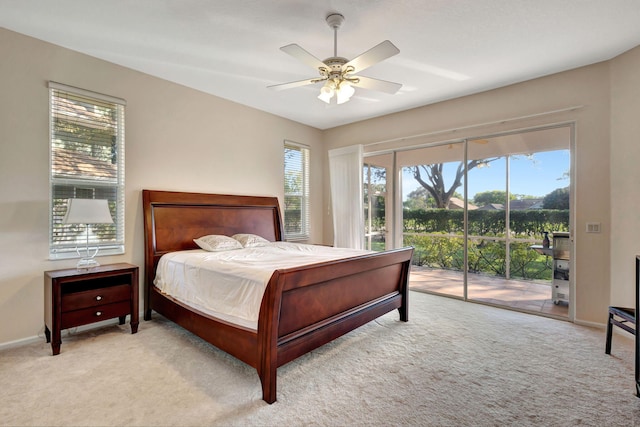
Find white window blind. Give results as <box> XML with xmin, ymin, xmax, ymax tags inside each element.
<box><xmin>284</xmin><ymin>141</ymin><xmax>310</xmax><ymax>241</ymax></box>
<box><xmin>49</xmin><ymin>82</ymin><xmax>126</xmax><ymax>259</ymax></box>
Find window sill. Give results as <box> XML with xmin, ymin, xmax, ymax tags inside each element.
<box><xmin>49</xmin><ymin>246</ymin><xmax>124</xmax><ymax>261</ymax></box>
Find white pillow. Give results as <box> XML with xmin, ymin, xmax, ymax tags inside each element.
<box><xmin>232</xmin><ymin>233</ymin><xmax>270</xmax><ymax>248</ymax></box>
<box><xmin>194</xmin><ymin>235</ymin><xmax>243</xmax><ymax>252</ymax></box>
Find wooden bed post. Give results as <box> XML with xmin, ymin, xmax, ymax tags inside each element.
<box><xmin>257</xmin><ymin>271</ymin><xmax>284</xmax><ymax>404</ymax></box>
<box><xmin>142</xmin><ymin>190</ymin><xmax>154</xmax><ymax>321</ymax></box>
<box><xmin>398</xmin><ymin>259</ymin><xmax>411</xmax><ymax>322</ymax></box>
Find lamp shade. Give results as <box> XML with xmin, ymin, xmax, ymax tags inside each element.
<box><xmin>63</xmin><ymin>199</ymin><xmax>114</xmax><ymax>224</ymax></box>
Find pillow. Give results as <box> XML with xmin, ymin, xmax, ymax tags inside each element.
<box><xmin>194</xmin><ymin>235</ymin><xmax>243</xmax><ymax>252</ymax></box>
<box><xmin>232</xmin><ymin>233</ymin><xmax>270</xmax><ymax>248</ymax></box>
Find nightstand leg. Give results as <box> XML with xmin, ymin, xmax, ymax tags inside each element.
<box><xmin>44</xmin><ymin>326</ymin><xmax>51</xmax><ymax>343</ymax></box>
<box><xmin>118</xmin><ymin>316</ymin><xmax>126</xmax><ymax>325</ymax></box>
<box><xmin>131</xmin><ymin>311</ymin><xmax>139</xmax><ymax>334</ymax></box>
<box><xmin>49</xmin><ymin>327</ymin><xmax>61</xmax><ymax>355</ymax></box>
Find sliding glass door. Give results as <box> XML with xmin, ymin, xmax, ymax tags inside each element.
<box><xmin>466</xmin><ymin>129</ymin><xmax>570</xmax><ymax>316</ymax></box>
<box><xmin>466</xmin><ymin>150</ymin><xmax>508</xmax><ymax>303</ymax></box>
<box><xmin>365</xmin><ymin>125</ymin><xmax>572</xmax><ymax>318</ymax></box>
<box><xmin>398</xmin><ymin>142</ymin><xmax>466</xmax><ymax>298</ymax></box>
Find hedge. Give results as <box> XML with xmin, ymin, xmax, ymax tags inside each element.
<box><xmin>401</xmin><ymin>209</ymin><xmax>569</xmax><ymax>236</ymax></box>
<box><xmin>364</xmin><ymin>208</ymin><xmax>569</xmax><ymax>281</ymax></box>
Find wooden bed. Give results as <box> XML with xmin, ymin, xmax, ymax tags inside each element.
<box><xmin>142</xmin><ymin>189</ymin><xmax>413</xmax><ymax>403</ymax></box>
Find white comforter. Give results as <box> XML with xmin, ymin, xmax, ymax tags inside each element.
<box><xmin>154</xmin><ymin>242</ymin><xmax>371</xmax><ymax>330</ymax></box>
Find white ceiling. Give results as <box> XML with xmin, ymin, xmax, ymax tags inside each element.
<box><xmin>2</xmin><ymin>0</ymin><xmax>640</xmax><ymax>130</ymax></box>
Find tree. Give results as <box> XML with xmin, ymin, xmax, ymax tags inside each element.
<box><xmin>403</xmin><ymin>187</ymin><xmax>435</xmax><ymax>210</ymax></box>
<box><xmin>404</xmin><ymin>187</ymin><xmax>464</xmax><ymax>210</ymax></box>
<box><xmin>364</xmin><ymin>163</ymin><xmax>388</xmax><ymax>214</ymax></box>
<box><xmin>411</xmin><ymin>158</ymin><xmax>500</xmax><ymax>208</ymax></box>
<box><xmin>473</xmin><ymin>190</ymin><xmax>515</xmax><ymax>206</ymax></box>
<box><xmin>542</xmin><ymin>186</ymin><xmax>570</xmax><ymax>209</ymax></box>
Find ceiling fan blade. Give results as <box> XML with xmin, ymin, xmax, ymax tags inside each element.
<box><xmin>280</xmin><ymin>44</ymin><xmax>327</xmax><ymax>71</ymax></box>
<box><xmin>267</xmin><ymin>77</ymin><xmax>322</xmax><ymax>91</ymax></box>
<box><xmin>344</xmin><ymin>40</ymin><xmax>400</xmax><ymax>73</ymax></box>
<box><xmin>352</xmin><ymin>76</ymin><xmax>402</xmax><ymax>94</ymax></box>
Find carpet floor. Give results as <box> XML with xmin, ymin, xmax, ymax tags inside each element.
<box><xmin>1</xmin><ymin>291</ymin><xmax>638</xmax><ymax>426</ymax></box>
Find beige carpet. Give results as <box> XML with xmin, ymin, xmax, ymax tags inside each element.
<box><xmin>1</xmin><ymin>291</ymin><xmax>638</xmax><ymax>426</ymax></box>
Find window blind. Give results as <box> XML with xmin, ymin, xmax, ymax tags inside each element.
<box><xmin>49</xmin><ymin>82</ymin><xmax>126</xmax><ymax>258</ymax></box>
<box><xmin>284</xmin><ymin>141</ymin><xmax>310</xmax><ymax>241</ymax></box>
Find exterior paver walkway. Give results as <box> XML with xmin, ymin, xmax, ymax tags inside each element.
<box><xmin>409</xmin><ymin>267</ymin><xmax>569</xmax><ymax>317</ymax></box>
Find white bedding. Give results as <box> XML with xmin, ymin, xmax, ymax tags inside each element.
<box><xmin>153</xmin><ymin>242</ymin><xmax>371</xmax><ymax>330</ymax></box>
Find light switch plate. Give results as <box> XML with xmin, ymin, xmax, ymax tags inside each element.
<box><xmin>586</xmin><ymin>222</ymin><xmax>601</xmax><ymax>233</ymax></box>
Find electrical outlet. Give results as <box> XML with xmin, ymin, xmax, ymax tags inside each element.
<box><xmin>586</xmin><ymin>222</ymin><xmax>601</xmax><ymax>233</ymax></box>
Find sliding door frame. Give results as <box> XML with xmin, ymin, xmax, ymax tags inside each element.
<box><xmin>363</xmin><ymin>122</ymin><xmax>576</xmax><ymax>321</ymax></box>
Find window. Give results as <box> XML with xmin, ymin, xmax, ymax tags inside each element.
<box><xmin>49</xmin><ymin>82</ymin><xmax>126</xmax><ymax>259</ymax></box>
<box><xmin>283</xmin><ymin>141</ymin><xmax>310</xmax><ymax>241</ymax></box>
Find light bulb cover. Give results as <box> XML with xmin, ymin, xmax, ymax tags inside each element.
<box><xmin>336</xmin><ymin>82</ymin><xmax>355</xmax><ymax>104</ymax></box>
<box><xmin>318</xmin><ymin>81</ymin><xmax>336</xmax><ymax>103</ymax></box>
<box><xmin>318</xmin><ymin>90</ymin><xmax>333</xmax><ymax>103</ymax></box>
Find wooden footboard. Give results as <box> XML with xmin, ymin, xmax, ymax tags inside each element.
<box><xmin>258</xmin><ymin>247</ymin><xmax>413</xmax><ymax>403</ymax></box>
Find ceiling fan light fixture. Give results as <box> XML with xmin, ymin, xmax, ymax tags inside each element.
<box><xmin>336</xmin><ymin>81</ymin><xmax>355</xmax><ymax>104</ymax></box>
<box><xmin>318</xmin><ymin>79</ymin><xmax>355</xmax><ymax>104</ymax></box>
<box><xmin>318</xmin><ymin>87</ymin><xmax>333</xmax><ymax>103</ymax></box>
<box><xmin>318</xmin><ymin>81</ymin><xmax>336</xmax><ymax>103</ymax></box>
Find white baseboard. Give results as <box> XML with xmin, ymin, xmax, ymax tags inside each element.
<box><xmin>0</xmin><ymin>314</ymin><xmax>142</xmax><ymax>352</ymax></box>
<box><xmin>574</xmin><ymin>318</ymin><xmax>605</xmax><ymax>329</ymax></box>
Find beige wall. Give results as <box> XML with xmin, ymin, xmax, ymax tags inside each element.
<box><xmin>0</xmin><ymin>29</ymin><xmax>323</xmax><ymax>345</ymax></box>
<box><xmin>322</xmin><ymin>62</ymin><xmax>614</xmax><ymax>325</ymax></box>
<box><xmin>610</xmin><ymin>45</ymin><xmax>640</xmax><ymax>306</ymax></box>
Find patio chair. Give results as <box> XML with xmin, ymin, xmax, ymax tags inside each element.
<box><xmin>605</xmin><ymin>306</ymin><xmax>636</xmax><ymax>354</ymax></box>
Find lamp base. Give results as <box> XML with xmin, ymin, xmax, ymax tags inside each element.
<box><xmin>77</xmin><ymin>257</ymin><xmax>100</xmax><ymax>269</ymax></box>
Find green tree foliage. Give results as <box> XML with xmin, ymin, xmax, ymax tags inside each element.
<box><xmin>364</xmin><ymin>164</ymin><xmax>388</xmax><ymax>234</ymax></box>
<box><xmin>403</xmin><ymin>187</ymin><xmax>433</xmax><ymax>210</ymax></box>
<box><xmin>404</xmin><ymin>187</ymin><xmax>463</xmax><ymax>210</ymax></box>
<box><xmin>543</xmin><ymin>186</ymin><xmax>570</xmax><ymax>209</ymax></box>
<box><xmin>473</xmin><ymin>190</ymin><xmax>515</xmax><ymax>206</ymax></box>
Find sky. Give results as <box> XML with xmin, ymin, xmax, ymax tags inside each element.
<box><xmin>402</xmin><ymin>149</ymin><xmax>570</xmax><ymax>201</ymax></box>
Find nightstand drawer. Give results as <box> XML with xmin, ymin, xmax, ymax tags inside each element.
<box><xmin>61</xmin><ymin>300</ymin><xmax>131</xmax><ymax>329</ymax></box>
<box><xmin>61</xmin><ymin>284</ymin><xmax>130</xmax><ymax>312</ymax></box>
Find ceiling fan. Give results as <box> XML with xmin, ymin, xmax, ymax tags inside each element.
<box><xmin>268</xmin><ymin>13</ymin><xmax>402</xmax><ymax>104</ymax></box>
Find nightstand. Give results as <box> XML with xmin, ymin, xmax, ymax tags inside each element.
<box><xmin>44</xmin><ymin>263</ymin><xmax>139</xmax><ymax>355</ymax></box>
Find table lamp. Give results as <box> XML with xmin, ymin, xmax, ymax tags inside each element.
<box><xmin>63</xmin><ymin>198</ymin><xmax>114</xmax><ymax>269</ymax></box>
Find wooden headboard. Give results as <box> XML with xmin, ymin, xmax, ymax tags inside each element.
<box><xmin>142</xmin><ymin>190</ymin><xmax>284</xmax><ymax>288</ymax></box>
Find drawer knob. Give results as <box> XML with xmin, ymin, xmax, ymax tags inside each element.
<box><xmin>96</xmin><ymin>295</ymin><xmax>103</xmax><ymax>301</ymax></box>
<box><xmin>96</xmin><ymin>311</ymin><xmax>102</xmax><ymax>316</ymax></box>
